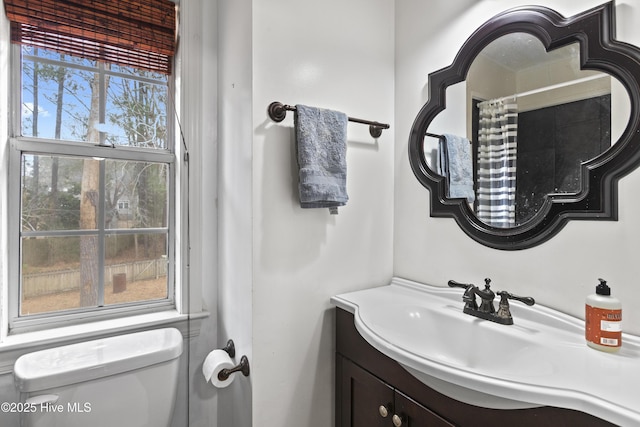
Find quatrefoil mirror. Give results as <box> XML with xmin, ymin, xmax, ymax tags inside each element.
<box><xmin>408</xmin><ymin>2</ymin><xmax>640</xmax><ymax>250</ymax></box>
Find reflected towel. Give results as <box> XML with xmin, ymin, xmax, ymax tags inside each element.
<box><xmin>438</xmin><ymin>133</ymin><xmax>475</xmax><ymax>203</ymax></box>
<box><xmin>294</xmin><ymin>104</ymin><xmax>349</xmax><ymax>213</ymax></box>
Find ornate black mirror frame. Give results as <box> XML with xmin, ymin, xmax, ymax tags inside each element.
<box><xmin>408</xmin><ymin>2</ymin><xmax>640</xmax><ymax>250</ymax></box>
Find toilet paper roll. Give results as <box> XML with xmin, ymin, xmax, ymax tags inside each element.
<box><xmin>202</xmin><ymin>349</ymin><xmax>236</xmax><ymax>388</ymax></box>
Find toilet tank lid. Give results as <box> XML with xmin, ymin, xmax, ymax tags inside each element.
<box><xmin>14</xmin><ymin>328</ymin><xmax>183</xmax><ymax>392</ymax></box>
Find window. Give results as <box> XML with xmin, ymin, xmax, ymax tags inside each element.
<box><xmin>4</xmin><ymin>0</ymin><xmax>179</xmax><ymax>332</ymax></box>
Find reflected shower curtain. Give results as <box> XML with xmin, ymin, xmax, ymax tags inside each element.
<box><xmin>476</xmin><ymin>97</ymin><xmax>518</xmax><ymax>227</ymax></box>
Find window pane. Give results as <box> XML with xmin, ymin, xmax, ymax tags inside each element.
<box><xmin>21</xmin><ymin>235</ymin><xmax>92</xmax><ymax>315</ymax></box>
<box><xmin>21</xmin><ymin>155</ymin><xmax>169</xmax><ymax>232</ymax></box>
<box><xmin>21</xmin><ymin>154</ymin><xmax>85</xmax><ymax>231</ymax></box>
<box><xmin>105</xmin><ymin>160</ymin><xmax>169</xmax><ymax>229</ymax></box>
<box><xmin>21</xmin><ymin>55</ymin><xmax>94</xmax><ymax>141</ymax></box>
<box><xmin>20</xmin><ymin>233</ymin><xmax>169</xmax><ymax>316</ymax></box>
<box><xmin>105</xmin><ymin>76</ymin><xmax>168</xmax><ymax>149</ymax></box>
<box><xmin>21</xmin><ymin>47</ymin><xmax>169</xmax><ymax>150</ymax></box>
<box><xmin>104</xmin><ymin>233</ymin><xmax>168</xmax><ymax>306</ymax></box>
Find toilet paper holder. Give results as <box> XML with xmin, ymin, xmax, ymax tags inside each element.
<box><xmin>219</xmin><ymin>339</ymin><xmax>250</xmax><ymax>381</ymax></box>
<box><xmin>221</xmin><ymin>339</ymin><xmax>236</xmax><ymax>358</ymax></box>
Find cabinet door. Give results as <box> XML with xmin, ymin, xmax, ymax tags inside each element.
<box><xmin>394</xmin><ymin>390</ymin><xmax>454</xmax><ymax>427</ymax></box>
<box><xmin>339</xmin><ymin>356</ymin><xmax>394</xmax><ymax>427</ymax></box>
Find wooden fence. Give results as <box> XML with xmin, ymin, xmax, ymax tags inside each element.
<box><xmin>22</xmin><ymin>258</ymin><xmax>167</xmax><ymax>298</ymax></box>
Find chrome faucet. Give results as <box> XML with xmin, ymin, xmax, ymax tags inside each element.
<box><xmin>448</xmin><ymin>278</ymin><xmax>535</xmax><ymax>325</ymax></box>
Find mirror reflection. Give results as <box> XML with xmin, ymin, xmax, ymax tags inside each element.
<box><xmin>424</xmin><ymin>33</ymin><xmax>631</xmax><ymax>227</ymax></box>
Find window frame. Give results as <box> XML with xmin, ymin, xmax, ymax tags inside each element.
<box><xmin>7</xmin><ymin>43</ymin><xmax>178</xmax><ymax>334</ymax></box>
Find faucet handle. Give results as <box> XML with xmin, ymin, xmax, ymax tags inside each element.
<box><xmin>497</xmin><ymin>291</ymin><xmax>535</xmax><ymax>306</ymax></box>
<box><xmin>448</xmin><ymin>280</ymin><xmax>479</xmax><ymax>311</ymax></box>
<box><xmin>448</xmin><ymin>279</ymin><xmax>474</xmax><ymax>289</ymax></box>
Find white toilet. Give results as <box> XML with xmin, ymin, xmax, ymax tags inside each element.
<box><xmin>14</xmin><ymin>327</ymin><xmax>183</xmax><ymax>427</ymax></box>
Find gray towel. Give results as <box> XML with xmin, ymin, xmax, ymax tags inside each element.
<box><xmin>438</xmin><ymin>133</ymin><xmax>475</xmax><ymax>203</ymax></box>
<box><xmin>294</xmin><ymin>104</ymin><xmax>349</xmax><ymax>213</ymax></box>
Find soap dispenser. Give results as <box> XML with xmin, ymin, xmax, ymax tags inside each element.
<box><xmin>585</xmin><ymin>279</ymin><xmax>622</xmax><ymax>352</ymax></box>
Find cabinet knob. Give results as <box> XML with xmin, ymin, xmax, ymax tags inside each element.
<box><xmin>378</xmin><ymin>405</ymin><xmax>389</xmax><ymax>418</ymax></box>
<box><xmin>392</xmin><ymin>414</ymin><xmax>403</xmax><ymax>427</ymax></box>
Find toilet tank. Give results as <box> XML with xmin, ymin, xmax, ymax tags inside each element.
<box><xmin>14</xmin><ymin>328</ymin><xmax>183</xmax><ymax>427</ymax></box>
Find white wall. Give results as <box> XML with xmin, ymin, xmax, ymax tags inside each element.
<box><xmin>251</xmin><ymin>1</ymin><xmax>394</xmax><ymax>426</ymax></box>
<box><xmin>209</xmin><ymin>2</ymin><xmax>396</xmax><ymax>425</ymax></box>
<box><xmin>217</xmin><ymin>0</ymin><xmax>254</xmax><ymax>426</ymax></box>
<box><xmin>395</xmin><ymin>0</ymin><xmax>640</xmax><ymax>336</ymax></box>
<box><xmin>181</xmin><ymin>0</ymin><xmax>221</xmax><ymax>425</ymax></box>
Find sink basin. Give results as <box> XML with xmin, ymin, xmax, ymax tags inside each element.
<box><xmin>331</xmin><ymin>277</ymin><xmax>640</xmax><ymax>427</ymax></box>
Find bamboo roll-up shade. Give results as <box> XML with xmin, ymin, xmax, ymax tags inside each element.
<box><xmin>3</xmin><ymin>0</ymin><xmax>177</xmax><ymax>74</ymax></box>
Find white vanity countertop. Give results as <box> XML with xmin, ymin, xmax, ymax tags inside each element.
<box><xmin>331</xmin><ymin>277</ymin><xmax>640</xmax><ymax>427</ymax></box>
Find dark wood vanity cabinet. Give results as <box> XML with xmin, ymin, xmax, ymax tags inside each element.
<box><xmin>338</xmin><ymin>355</ymin><xmax>453</xmax><ymax>427</ymax></box>
<box><xmin>335</xmin><ymin>308</ymin><xmax>616</xmax><ymax>427</ymax></box>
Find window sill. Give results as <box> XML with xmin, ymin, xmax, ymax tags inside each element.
<box><xmin>0</xmin><ymin>309</ymin><xmax>209</xmax><ymax>375</ymax></box>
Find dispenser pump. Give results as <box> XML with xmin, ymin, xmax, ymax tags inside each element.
<box><xmin>596</xmin><ymin>278</ymin><xmax>611</xmax><ymax>296</ymax></box>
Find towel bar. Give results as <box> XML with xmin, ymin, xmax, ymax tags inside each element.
<box><xmin>426</xmin><ymin>132</ymin><xmax>473</xmax><ymax>144</ymax></box>
<box><xmin>267</xmin><ymin>101</ymin><xmax>390</xmax><ymax>138</ymax></box>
